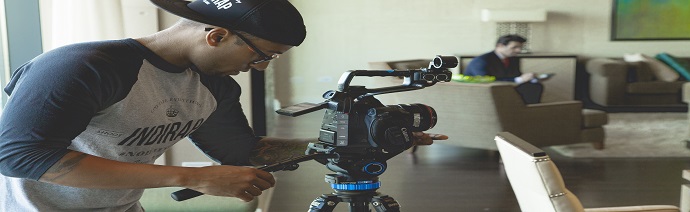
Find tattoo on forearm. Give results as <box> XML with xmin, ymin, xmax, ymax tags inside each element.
<box><xmin>42</xmin><ymin>153</ymin><xmax>88</xmax><ymax>182</ymax></box>
<box><xmin>250</xmin><ymin>139</ymin><xmax>309</xmax><ymax>165</ymax></box>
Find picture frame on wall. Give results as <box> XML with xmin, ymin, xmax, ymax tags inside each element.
<box><xmin>611</xmin><ymin>0</ymin><xmax>690</xmax><ymax>41</ymax></box>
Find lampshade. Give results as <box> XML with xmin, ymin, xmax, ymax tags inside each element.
<box><xmin>481</xmin><ymin>9</ymin><xmax>547</xmax><ymax>22</ymax></box>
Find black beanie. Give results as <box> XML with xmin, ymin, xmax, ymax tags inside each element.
<box><xmin>150</xmin><ymin>0</ymin><xmax>306</xmax><ymax>46</ymax></box>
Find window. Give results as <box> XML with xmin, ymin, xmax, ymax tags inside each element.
<box><xmin>1</xmin><ymin>0</ymin><xmax>44</xmax><ymax>113</ymax></box>
<box><xmin>0</xmin><ymin>1</ymin><xmax>10</xmax><ymax>111</ymax></box>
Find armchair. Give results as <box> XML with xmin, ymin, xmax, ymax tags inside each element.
<box><xmin>381</xmin><ymin>81</ymin><xmax>607</xmax><ymax>150</ymax></box>
<box><xmin>495</xmin><ymin>132</ymin><xmax>680</xmax><ymax>212</ymax></box>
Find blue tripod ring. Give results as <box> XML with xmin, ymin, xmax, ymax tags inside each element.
<box><xmin>330</xmin><ymin>181</ymin><xmax>381</xmax><ymax>191</ymax></box>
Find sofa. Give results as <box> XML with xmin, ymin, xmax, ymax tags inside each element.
<box><xmin>585</xmin><ymin>55</ymin><xmax>690</xmax><ymax>111</ymax></box>
<box><xmin>369</xmin><ymin>79</ymin><xmax>608</xmax><ymax>150</ymax></box>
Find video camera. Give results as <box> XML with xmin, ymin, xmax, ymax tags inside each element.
<box><xmin>277</xmin><ymin>55</ymin><xmax>456</xmax><ymax>180</ymax></box>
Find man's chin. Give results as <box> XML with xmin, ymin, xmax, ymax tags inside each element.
<box><xmin>225</xmin><ymin>70</ymin><xmax>247</xmax><ymax>76</ymax></box>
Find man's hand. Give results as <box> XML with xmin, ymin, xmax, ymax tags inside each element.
<box><xmin>516</xmin><ymin>72</ymin><xmax>537</xmax><ymax>84</ymax></box>
<box><xmin>412</xmin><ymin>132</ymin><xmax>448</xmax><ymax>146</ymax></box>
<box><xmin>185</xmin><ymin>166</ymin><xmax>275</xmax><ymax>202</ymax></box>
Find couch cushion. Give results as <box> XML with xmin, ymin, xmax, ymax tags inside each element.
<box><xmin>639</xmin><ymin>54</ymin><xmax>680</xmax><ymax>82</ymax></box>
<box><xmin>627</xmin><ymin>61</ymin><xmax>655</xmax><ymax>82</ymax></box>
<box><xmin>656</xmin><ymin>53</ymin><xmax>690</xmax><ymax>80</ymax></box>
<box><xmin>627</xmin><ymin>81</ymin><xmax>685</xmax><ymax>94</ymax></box>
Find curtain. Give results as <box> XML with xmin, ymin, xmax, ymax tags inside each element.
<box><xmin>40</xmin><ymin>0</ymin><xmax>124</xmax><ymax>50</ymax></box>
<box><xmin>40</xmin><ymin>0</ymin><xmax>158</xmax><ymax>50</ymax></box>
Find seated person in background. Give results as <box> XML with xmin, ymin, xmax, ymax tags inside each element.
<box><xmin>465</xmin><ymin>34</ymin><xmax>546</xmax><ymax>104</ymax></box>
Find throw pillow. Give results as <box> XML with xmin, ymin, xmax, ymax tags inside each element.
<box><xmin>639</xmin><ymin>54</ymin><xmax>680</xmax><ymax>82</ymax></box>
<box><xmin>623</xmin><ymin>53</ymin><xmax>645</xmax><ymax>62</ymax></box>
<box><xmin>656</xmin><ymin>53</ymin><xmax>690</xmax><ymax>80</ymax></box>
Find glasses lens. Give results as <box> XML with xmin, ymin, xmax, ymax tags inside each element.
<box><xmin>251</xmin><ymin>54</ymin><xmax>280</xmax><ymax>64</ymax></box>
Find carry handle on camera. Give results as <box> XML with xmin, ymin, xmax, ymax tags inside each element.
<box><xmin>170</xmin><ymin>153</ymin><xmax>338</xmax><ymax>201</ymax></box>
<box><xmin>275</xmin><ymin>55</ymin><xmax>458</xmax><ymax>117</ymax></box>
<box><xmin>337</xmin><ymin>55</ymin><xmax>457</xmax><ymax>98</ymax></box>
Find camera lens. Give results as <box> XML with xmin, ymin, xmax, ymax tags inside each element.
<box><xmin>395</xmin><ymin>104</ymin><xmax>437</xmax><ymax>131</ymax></box>
<box><xmin>432</xmin><ymin>56</ymin><xmax>459</xmax><ymax>69</ymax></box>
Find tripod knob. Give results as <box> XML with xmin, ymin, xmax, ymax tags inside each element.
<box><xmin>362</xmin><ymin>162</ymin><xmax>386</xmax><ymax>175</ymax></box>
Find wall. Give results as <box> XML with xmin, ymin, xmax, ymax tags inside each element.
<box><xmin>275</xmin><ymin>0</ymin><xmax>690</xmax><ymax>106</ymax></box>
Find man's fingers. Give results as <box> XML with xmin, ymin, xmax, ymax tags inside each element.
<box><xmin>236</xmin><ymin>192</ymin><xmax>254</xmax><ymax>202</ymax></box>
<box><xmin>429</xmin><ymin>133</ymin><xmax>449</xmax><ymax>140</ymax></box>
<box><xmin>410</xmin><ymin>132</ymin><xmax>449</xmax><ymax>146</ymax></box>
<box><xmin>245</xmin><ymin>186</ymin><xmax>263</xmax><ymax>196</ymax></box>
<box><xmin>412</xmin><ymin>132</ymin><xmax>449</xmax><ymax>140</ymax></box>
<box><xmin>255</xmin><ymin>170</ymin><xmax>276</xmax><ymax>186</ymax></box>
<box><xmin>252</xmin><ymin>178</ymin><xmax>274</xmax><ymax>190</ymax></box>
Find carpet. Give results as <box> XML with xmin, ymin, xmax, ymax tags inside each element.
<box><xmin>546</xmin><ymin>112</ymin><xmax>690</xmax><ymax>158</ymax></box>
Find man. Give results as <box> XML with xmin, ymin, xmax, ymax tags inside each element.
<box><xmin>465</xmin><ymin>34</ymin><xmax>546</xmax><ymax>104</ymax></box>
<box><xmin>0</xmin><ymin>0</ymin><xmax>447</xmax><ymax>211</ymax></box>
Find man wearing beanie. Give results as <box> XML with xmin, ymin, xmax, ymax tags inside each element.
<box><xmin>0</xmin><ymin>0</ymin><xmax>446</xmax><ymax>211</ymax></box>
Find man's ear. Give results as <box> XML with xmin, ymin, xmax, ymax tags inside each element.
<box><xmin>205</xmin><ymin>28</ymin><xmax>229</xmax><ymax>46</ymax></box>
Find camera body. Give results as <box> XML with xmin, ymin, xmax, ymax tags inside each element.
<box><xmin>277</xmin><ymin>55</ymin><xmax>457</xmax><ymax>180</ymax></box>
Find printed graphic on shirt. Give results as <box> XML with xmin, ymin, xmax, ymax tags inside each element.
<box><xmin>117</xmin><ymin>118</ymin><xmax>205</xmax><ymax>146</ymax></box>
<box><xmin>71</xmin><ymin>60</ymin><xmax>217</xmax><ymax>164</ymax></box>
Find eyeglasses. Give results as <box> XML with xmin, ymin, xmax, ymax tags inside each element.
<box><xmin>205</xmin><ymin>28</ymin><xmax>279</xmax><ymax>64</ymax></box>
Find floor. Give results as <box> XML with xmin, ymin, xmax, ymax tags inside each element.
<box><xmin>266</xmin><ymin>112</ymin><xmax>690</xmax><ymax>212</ymax></box>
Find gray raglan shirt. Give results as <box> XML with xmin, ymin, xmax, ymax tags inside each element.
<box><xmin>0</xmin><ymin>39</ymin><xmax>260</xmax><ymax>211</ymax></box>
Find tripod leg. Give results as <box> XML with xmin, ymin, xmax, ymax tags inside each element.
<box><xmin>371</xmin><ymin>195</ymin><xmax>401</xmax><ymax>212</ymax></box>
<box><xmin>309</xmin><ymin>194</ymin><xmax>339</xmax><ymax>212</ymax></box>
<box><xmin>348</xmin><ymin>197</ymin><xmax>371</xmax><ymax>212</ymax></box>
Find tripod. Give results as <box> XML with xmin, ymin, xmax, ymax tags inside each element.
<box><xmin>308</xmin><ymin>174</ymin><xmax>401</xmax><ymax>212</ymax></box>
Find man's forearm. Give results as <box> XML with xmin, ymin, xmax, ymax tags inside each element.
<box><xmin>39</xmin><ymin>151</ymin><xmax>189</xmax><ymax>189</ymax></box>
<box><xmin>249</xmin><ymin>137</ymin><xmax>316</xmax><ymax>165</ymax></box>
<box><xmin>39</xmin><ymin>150</ymin><xmax>277</xmax><ymax>200</ymax></box>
